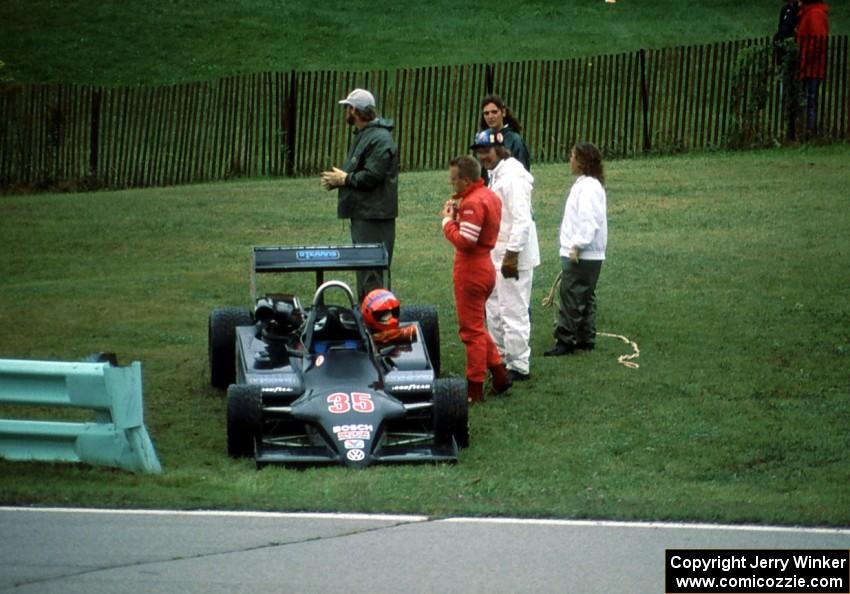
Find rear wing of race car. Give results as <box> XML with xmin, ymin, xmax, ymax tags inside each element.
<box><xmin>250</xmin><ymin>244</ymin><xmax>389</xmax><ymax>300</ymax></box>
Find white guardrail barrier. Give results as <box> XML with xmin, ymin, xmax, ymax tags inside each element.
<box><xmin>0</xmin><ymin>357</ymin><xmax>161</xmax><ymax>474</ymax></box>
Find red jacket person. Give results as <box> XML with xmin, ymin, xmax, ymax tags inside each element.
<box><xmin>441</xmin><ymin>156</ymin><xmax>512</xmax><ymax>403</ymax></box>
<box><xmin>796</xmin><ymin>0</ymin><xmax>830</xmax><ymax>137</ymax></box>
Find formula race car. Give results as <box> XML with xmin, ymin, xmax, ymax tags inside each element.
<box><xmin>207</xmin><ymin>244</ymin><xmax>468</xmax><ymax>468</ymax></box>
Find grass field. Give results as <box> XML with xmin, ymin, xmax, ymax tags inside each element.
<box><xmin>1</xmin><ymin>145</ymin><xmax>848</xmax><ymax>525</ymax></box>
<box><xmin>2</xmin><ymin>0</ymin><xmax>848</xmax><ymax>85</ymax></box>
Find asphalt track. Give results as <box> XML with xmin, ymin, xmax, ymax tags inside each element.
<box><xmin>1</xmin><ymin>507</ymin><xmax>848</xmax><ymax>593</ymax></box>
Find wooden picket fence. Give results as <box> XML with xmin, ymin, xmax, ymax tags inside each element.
<box><xmin>1</xmin><ymin>35</ymin><xmax>847</xmax><ymax>191</ymax></box>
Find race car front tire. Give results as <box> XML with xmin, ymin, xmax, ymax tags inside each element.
<box><xmin>400</xmin><ymin>305</ymin><xmax>441</xmax><ymax>376</ymax></box>
<box><xmin>433</xmin><ymin>377</ymin><xmax>469</xmax><ymax>449</ymax></box>
<box><xmin>226</xmin><ymin>384</ymin><xmax>263</xmax><ymax>458</ymax></box>
<box><xmin>209</xmin><ymin>306</ymin><xmax>252</xmax><ymax>389</ymax></box>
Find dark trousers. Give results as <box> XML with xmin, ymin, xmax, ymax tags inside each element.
<box><xmin>802</xmin><ymin>78</ymin><xmax>821</xmax><ymax>137</ymax></box>
<box><xmin>350</xmin><ymin>218</ymin><xmax>395</xmax><ymax>300</ymax></box>
<box><xmin>554</xmin><ymin>257</ymin><xmax>602</xmax><ymax>347</ymax></box>
<box><xmin>780</xmin><ymin>79</ymin><xmax>798</xmax><ymax>141</ymax></box>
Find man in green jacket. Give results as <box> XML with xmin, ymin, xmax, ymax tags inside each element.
<box><xmin>321</xmin><ymin>89</ymin><xmax>399</xmax><ymax>300</ymax></box>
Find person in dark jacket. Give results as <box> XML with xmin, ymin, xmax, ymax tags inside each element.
<box><xmin>774</xmin><ymin>0</ymin><xmax>800</xmax><ymax>60</ymax></box>
<box><xmin>796</xmin><ymin>0</ymin><xmax>830</xmax><ymax>138</ymax></box>
<box><xmin>321</xmin><ymin>89</ymin><xmax>399</xmax><ymax>299</ymax></box>
<box><xmin>477</xmin><ymin>95</ymin><xmax>530</xmax><ymax>181</ymax></box>
<box><xmin>774</xmin><ymin>0</ymin><xmax>800</xmax><ymax>139</ymax></box>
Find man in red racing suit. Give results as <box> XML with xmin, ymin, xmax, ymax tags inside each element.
<box><xmin>441</xmin><ymin>155</ymin><xmax>512</xmax><ymax>403</ymax></box>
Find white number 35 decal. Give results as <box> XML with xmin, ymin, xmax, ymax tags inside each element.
<box><xmin>327</xmin><ymin>392</ymin><xmax>375</xmax><ymax>414</ymax></box>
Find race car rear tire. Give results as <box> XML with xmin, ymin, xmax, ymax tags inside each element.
<box><xmin>209</xmin><ymin>307</ymin><xmax>252</xmax><ymax>389</ymax></box>
<box><xmin>433</xmin><ymin>377</ymin><xmax>469</xmax><ymax>449</ymax></box>
<box><xmin>227</xmin><ymin>384</ymin><xmax>263</xmax><ymax>458</ymax></box>
<box><xmin>400</xmin><ymin>305</ymin><xmax>441</xmax><ymax>376</ymax></box>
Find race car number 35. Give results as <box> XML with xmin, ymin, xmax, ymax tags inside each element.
<box><xmin>327</xmin><ymin>392</ymin><xmax>375</xmax><ymax>414</ymax></box>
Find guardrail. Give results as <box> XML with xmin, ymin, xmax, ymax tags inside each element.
<box><xmin>0</xmin><ymin>357</ymin><xmax>162</xmax><ymax>474</ymax></box>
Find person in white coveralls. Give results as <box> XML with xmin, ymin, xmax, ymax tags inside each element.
<box><xmin>471</xmin><ymin>130</ymin><xmax>540</xmax><ymax>382</ymax></box>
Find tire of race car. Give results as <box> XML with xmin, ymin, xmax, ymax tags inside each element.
<box><xmin>226</xmin><ymin>384</ymin><xmax>263</xmax><ymax>458</ymax></box>
<box><xmin>399</xmin><ymin>305</ymin><xmax>441</xmax><ymax>376</ymax></box>
<box><xmin>208</xmin><ymin>307</ymin><xmax>252</xmax><ymax>389</ymax></box>
<box><xmin>433</xmin><ymin>377</ymin><xmax>469</xmax><ymax>449</ymax></box>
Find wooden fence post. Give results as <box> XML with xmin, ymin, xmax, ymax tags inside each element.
<box><xmin>89</xmin><ymin>88</ymin><xmax>102</xmax><ymax>181</ymax></box>
<box><xmin>285</xmin><ymin>69</ymin><xmax>297</xmax><ymax>177</ymax></box>
<box><xmin>639</xmin><ymin>49</ymin><xmax>651</xmax><ymax>152</ymax></box>
<box><xmin>485</xmin><ymin>64</ymin><xmax>494</xmax><ymax>95</ymax></box>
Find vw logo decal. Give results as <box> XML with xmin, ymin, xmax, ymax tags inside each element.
<box><xmin>346</xmin><ymin>449</ymin><xmax>365</xmax><ymax>462</ymax></box>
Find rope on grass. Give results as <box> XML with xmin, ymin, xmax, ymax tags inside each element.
<box><xmin>541</xmin><ymin>271</ymin><xmax>640</xmax><ymax>369</ymax></box>
<box><xmin>540</xmin><ymin>270</ymin><xmax>562</xmax><ymax>310</ymax></box>
<box><xmin>596</xmin><ymin>332</ymin><xmax>641</xmax><ymax>369</ymax></box>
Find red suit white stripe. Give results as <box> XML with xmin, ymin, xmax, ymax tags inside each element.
<box><xmin>442</xmin><ymin>179</ymin><xmax>503</xmax><ymax>384</ymax></box>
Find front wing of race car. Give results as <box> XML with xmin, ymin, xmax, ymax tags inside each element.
<box><xmin>255</xmin><ymin>385</ymin><xmax>460</xmax><ymax>467</ymax></box>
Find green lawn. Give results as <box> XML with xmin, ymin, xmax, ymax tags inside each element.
<box><xmin>1</xmin><ymin>145</ymin><xmax>848</xmax><ymax>525</ymax></box>
<box><xmin>2</xmin><ymin>0</ymin><xmax>848</xmax><ymax>85</ymax></box>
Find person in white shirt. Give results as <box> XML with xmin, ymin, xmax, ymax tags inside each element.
<box><xmin>545</xmin><ymin>142</ymin><xmax>608</xmax><ymax>357</ymax></box>
<box><xmin>472</xmin><ymin>130</ymin><xmax>541</xmax><ymax>381</ymax></box>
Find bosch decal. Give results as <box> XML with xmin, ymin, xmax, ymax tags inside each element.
<box><xmin>333</xmin><ymin>424</ymin><xmax>374</xmax><ymax>433</ymax></box>
<box><xmin>334</xmin><ymin>424</ymin><xmax>373</xmax><ymax>441</ymax></box>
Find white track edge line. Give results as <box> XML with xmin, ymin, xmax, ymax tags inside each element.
<box><xmin>440</xmin><ymin>517</ymin><xmax>850</xmax><ymax>534</ymax></box>
<box><xmin>0</xmin><ymin>507</ymin><xmax>427</xmax><ymax>523</ymax></box>
<box><xmin>1</xmin><ymin>507</ymin><xmax>848</xmax><ymax>535</ymax></box>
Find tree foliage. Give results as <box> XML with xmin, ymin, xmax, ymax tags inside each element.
<box><xmin>726</xmin><ymin>39</ymin><xmax>800</xmax><ymax>148</ymax></box>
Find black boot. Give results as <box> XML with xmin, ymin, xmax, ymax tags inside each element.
<box><xmin>543</xmin><ymin>341</ymin><xmax>576</xmax><ymax>357</ymax></box>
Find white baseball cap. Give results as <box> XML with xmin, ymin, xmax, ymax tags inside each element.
<box><xmin>339</xmin><ymin>88</ymin><xmax>376</xmax><ymax>111</ymax></box>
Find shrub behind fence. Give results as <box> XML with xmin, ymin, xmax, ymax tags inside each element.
<box><xmin>1</xmin><ymin>35</ymin><xmax>847</xmax><ymax>191</ymax></box>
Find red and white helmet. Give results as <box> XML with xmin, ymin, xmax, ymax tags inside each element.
<box><xmin>361</xmin><ymin>288</ymin><xmax>400</xmax><ymax>332</ymax></box>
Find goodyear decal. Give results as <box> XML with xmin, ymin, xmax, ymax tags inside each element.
<box><xmin>261</xmin><ymin>386</ymin><xmax>294</xmax><ymax>394</ymax></box>
<box><xmin>391</xmin><ymin>383</ymin><xmax>432</xmax><ymax>392</ymax></box>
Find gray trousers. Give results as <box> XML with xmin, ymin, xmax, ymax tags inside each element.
<box><xmin>554</xmin><ymin>257</ymin><xmax>602</xmax><ymax>346</ymax></box>
<box><xmin>350</xmin><ymin>218</ymin><xmax>395</xmax><ymax>300</ymax></box>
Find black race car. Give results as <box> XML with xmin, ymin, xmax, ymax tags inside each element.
<box><xmin>208</xmin><ymin>244</ymin><xmax>468</xmax><ymax>468</ymax></box>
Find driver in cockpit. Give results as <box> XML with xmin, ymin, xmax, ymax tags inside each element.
<box><xmin>361</xmin><ymin>288</ymin><xmax>417</xmax><ymax>346</ymax></box>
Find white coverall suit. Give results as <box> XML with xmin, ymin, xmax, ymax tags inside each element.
<box><xmin>485</xmin><ymin>156</ymin><xmax>541</xmax><ymax>376</ymax></box>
